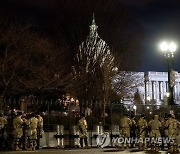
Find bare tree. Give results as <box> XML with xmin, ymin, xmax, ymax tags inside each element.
<box><xmin>0</xmin><ymin>0</ymin><xmax>144</xmax><ymax>104</ymax></box>
<box><xmin>112</xmin><ymin>72</ymin><xmax>144</xmax><ymax>100</ymax></box>
<box><xmin>17</xmin><ymin>38</ymin><xmax>71</xmax><ymax>100</ymax></box>
<box><xmin>0</xmin><ymin>20</ymin><xmax>70</xmax><ymax>100</ymax></box>
<box><xmin>0</xmin><ymin>21</ymin><xmax>32</xmax><ymax>98</ymax></box>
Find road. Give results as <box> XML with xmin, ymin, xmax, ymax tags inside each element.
<box><xmin>0</xmin><ymin>148</ymin><xmax>169</xmax><ymax>154</ymax></box>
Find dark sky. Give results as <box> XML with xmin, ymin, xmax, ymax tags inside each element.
<box><xmin>3</xmin><ymin>0</ymin><xmax>180</xmax><ymax>72</ymax></box>
<box><xmin>119</xmin><ymin>0</ymin><xmax>180</xmax><ymax>72</ymax></box>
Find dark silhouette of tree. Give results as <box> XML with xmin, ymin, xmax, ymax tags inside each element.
<box><xmin>0</xmin><ymin>0</ymin><xmax>144</xmax><ymax>103</ymax></box>
<box><xmin>0</xmin><ymin>15</ymin><xmax>69</xmax><ymax>100</ymax></box>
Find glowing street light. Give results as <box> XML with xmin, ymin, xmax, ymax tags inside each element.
<box><xmin>160</xmin><ymin>41</ymin><xmax>168</xmax><ymax>51</ymax></box>
<box><xmin>166</xmin><ymin>92</ymin><xmax>170</xmax><ymax>98</ymax></box>
<box><xmin>133</xmin><ymin>105</ymin><xmax>137</xmax><ymax>115</ymax></box>
<box><xmin>160</xmin><ymin>41</ymin><xmax>177</xmax><ymax>57</ymax></box>
<box><xmin>147</xmin><ymin>96</ymin><xmax>150</xmax><ymax>101</ymax></box>
<box><xmin>133</xmin><ymin>105</ymin><xmax>137</xmax><ymax>110</ymax></box>
<box><xmin>159</xmin><ymin>41</ymin><xmax>177</xmax><ymax>106</ymax></box>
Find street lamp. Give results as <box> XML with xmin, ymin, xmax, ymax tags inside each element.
<box><xmin>147</xmin><ymin>96</ymin><xmax>150</xmax><ymax>101</ymax></box>
<box><xmin>159</xmin><ymin>41</ymin><xmax>177</xmax><ymax>106</ymax></box>
<box><xmin>133</xmin><ymin>105</ymin><xmax>137</xmax><ymax>115</ymax></box>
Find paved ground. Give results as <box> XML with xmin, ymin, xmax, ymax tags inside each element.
<box><xmin>0</xmin><ymin>148</ymin><xmax>170</xmax><ymax>154</ymax></box>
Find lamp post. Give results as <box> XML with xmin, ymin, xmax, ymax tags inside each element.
<box><xmin>133</xmin><ymin>105</ymin><xmax>137</xmax><ymax>115</ymax></box>
<box><xmin>160</xmin><ymin>41</ymin><xmax>177</xmax><ymax>106</ymax></box>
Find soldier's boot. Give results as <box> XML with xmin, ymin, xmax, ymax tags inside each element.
<box><xmin>126</xmin><ymin>144</ymin><xmax>130</xmax><ymax>149</ymax></box>
<box><xmin>31</xmin><ymin>139</ymin><xmax>36</xmax><ymax>151</ymax></box>
<box><xmin>14</xmin><ymin>138</ymin><xmax>21</xmax><ymax>151</ymax></box>
<box><xmin>28</xmin><ymin>140</ymin><xmax>33</xmax><ymax>151</ymax></box>
<box><xmin>142</xmin><ymin>144</ymin><xmax>146</xmax><ymax>151</ymax></box>
<box><xmin>126</xmin><ymin>144</ymin><xmax>129</xmax><ymax>149</ymax></box>
<box><xmin>14</xmin><ymin>143</ymin><xmax>22</xmax><ymax>151</ymax></box>
<box><xmin>80</xmin><ymin>138</ymin><xmax>83</xmax><ymax>148</ymax></box>
<box><xmin>151</xmin><ymin>145</ymin><xmax>155</xmax><ymax>151</ymax></box>
<box><xmin>155</xmin><ymin>145</ymin><xmax>159</xmax><ymax>152</ymax></box>
<box><xmin>168</xmin><ymin>145</ymin><xmax>174</xmax><ymax>152</ymax></box>
<box><xmin>14</xmin><ymin>142</ymin><xmax>21</xmax><ymax>151</ymax></box>
<box><xmin>25</xmin><ymin>137</ymin><xmax>31</xmax><ymax>150</ymax></box>
<box><xmin>24</xmin><ymin>137</ymin><xmax>29</xmax><ymax>150</ymax></box>
<box><xmin>173</xmin><ymin>145</ymin><xmax>178</xmax><ymax>152</ymax></box>
<box><xmin>15</xmin><ymin>146</ymin><xmax>22</xmax><ymax>151</ymax></box>
<box><xmin>84</xmin><ymin>137</ymin><xmax>90</xmax><ymax>148</ymax></box>
<box><xmin>121</xmin><ymin>144</ymin><xmax>125</xmax><ymax>150</ymax></box>
<box><xmin>138</xmin><ymin>143</ymin><xmax>143</xmax><ymax>151</ymax></box>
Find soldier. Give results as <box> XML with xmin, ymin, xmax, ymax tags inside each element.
<box><xmin>137</xmin><ymin>114</ymin><xmax>148</xmax><ymax>151</ymax></box>
<box><xmin>21</xmin><ymin>113</ymin><xmax>28</xmax><ymax>150</ymax></box>
<box><xmin>160</xmin><ymin>114</ymin><xmax>168</xmax><ymax>150</ymax></box>
<box><xmin>148</xmin><ymin>114</ymin><xmax>161</xmax><ymax>151</ymax></box>
<box><xmin>25</xmin><ymin>113</ymin><xmax>38</xmax><ymax>151</ymax></box>
<box><xmin>78</xmin><ymin>114</ymin><xmax>89</xmax><ymax>148</ymax></box>
<box><xmin>165</xmin><ymin>114</ymin><xmax>180</xmax><ymax>152</ymax></box>
<box><xmin>12</xmin><ymin>112</ymin><xmax>24</xmax><ymax>151</ymax></box>
<box><xmin>36</xmin><ymin>113</ymin><xmax>44</xmax><ymax>149</ymax></box>
<box><xmin>119</xmin><ymin>114</ymin><xmax>132</xmax><ymax>149</ymax></box>
<box><xmin>130</xmin><ymin>115</ymin><xmax>136</xmax><ymax>148</ymax></box>
<box><xmin>0</xmin><ymin>113</ymin><xmax>8</xmax><ymax>150</ymax></box>
<box><xmin>24</xmin><ymin>113</ymin><xmax>31</xmax><ymax>150</ymax></box>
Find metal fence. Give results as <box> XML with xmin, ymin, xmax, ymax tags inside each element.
<box><xmin>1</xmin><ymin>99</ymin><xmax>180</xmax><ymax>130</ymax></box>
<box><xmin>1</xmin><ymin>99</ymin><xmax>180</xmax><ymax>148</ymax></box>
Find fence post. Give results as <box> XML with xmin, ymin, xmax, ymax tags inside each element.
<box><xmin>47</xmin><ymin>100</ymin><xmax>50</xmax><ymax>147</ymax></box>
<box><xmin>0</xmin><ymin>97</ymin><xmax>3</xmax><ymax>114</ymax></box>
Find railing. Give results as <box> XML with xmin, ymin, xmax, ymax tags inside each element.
<box><xmin>1</xmin><ymin>99</ymin><xmax>180</xmax><ymax>149</ymax></box>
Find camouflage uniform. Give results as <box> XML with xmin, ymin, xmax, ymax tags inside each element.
<box><xmin>37</xmin><ymin>115</ymin><xmax>44</xmax><ymax>136</ymax></box>
<box><xmin>0</xmin><ymin>116</ymin><xmax>7</xmax><ymax>130</ymax></box>
<box><xmin>160</xmin><ymin>116</ymin><xmax>168</xmax><ymax>150</ymax></box>
<box><xmin>25</xmin><ymin>113</ymin><xmax>38</xmax><ymax>150</ymax></box>
<box><xmin>148</xmin><ymin>115</ymin><xmax>161</xmax><ymax>151</ymax></box>
<box><xmin>12</xmin><ymin>113</ymin><xmax>24</xmax><ymax>150</ymax></box>
<box><xmin>0</xmin><ymin>114</ymin><xmax>8</xmax><ymax>150</ymax></box>
<box><xmin>36</xmin><ymin>114</ymin><xmax>44</xmax><ymax>149</ymax></box>
<box><xmin>130</xmin><ymin>115</ymin><xmax>136</xmax><ymax>148</ymax></box>
<box><xmin>78</xmin><ymin>116</ymin><xmax>88</xmax><ymax>148</ymax></box>
<box><xmin>120</xmin><ymin>115</ymin><xmax>132</xmax><ymax>138</ymax></box>
<box><xmin>137</xmin><ymin>115</ymin><xmax>148</xmax><ymax>150</ymax></box>
<box><xmin>161</xmin><ymin>116</ymin><xmax>168</xmax><ymax>137</ymax></box>
<box><xmin>165</xmin><ymin>114</ymin><xmax>180</xmax><ymax>152</ymax></box>
<box><xmin>120</xmin><ymin>115</ymin><xmax>132</xmax><ymax>148</ymax></box>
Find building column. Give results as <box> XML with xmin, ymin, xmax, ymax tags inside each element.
<box><xmin>178</xmin><ymin>82</ymin><xmax>180</xmax><ymax>103</ymax></box>
<box><xmin>165</xmin><ymin>81</ymin><xmax>168</xmax><ymax>93</ymax></box>
<box><xmin>148</xmin><ymin>81</ymin><xmax>152</xmax><ymax>100</ymax></box>
<box><xmin>158</xmin><ymin>81</ymin><xmax>162</xmax><ymax>100</ymax></box>
<box><xmin>162</xmin><ymin>81</ymin><xmax>166</xmax><ymax>99</ymax></box>
<box><xmin>152</xmin><ymin>81</ymin><xmax>155</xmax><ymax>100</ymax></box>
<box><xmin>155</xmin><ymin>81</ymin><xmax>159</xmax><ymax>100</ymax></box>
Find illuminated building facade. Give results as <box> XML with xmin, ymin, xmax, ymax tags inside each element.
<box><xmin>135</xmin><ymin>71</ymin><xmax>180</xmax><ymax>105</ymax></box>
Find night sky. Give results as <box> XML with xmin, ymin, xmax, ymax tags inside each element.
<box><xmin>3</xmin><ymin>0</ymin><xmax>180</xmax><ymax>72</ymax></box>
<box><xmin>120</xmin><ymin>0</ymin><xmax>180</xmax><ymax>72</ymax></box>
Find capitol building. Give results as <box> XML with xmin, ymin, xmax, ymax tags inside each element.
<box><xmin>79</xmin><ymin>15</ymin><xmax>180</xmax><ymax>106</ymax></box>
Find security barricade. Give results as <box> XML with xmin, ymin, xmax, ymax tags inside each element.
<box><xmin>69</xmin><ymin>125</ymin><xmax>79</xmax><ymax>148</ymax></box>
<box><xmin>54</xmin><ymin>125</ymin><xmax>64</xmax><ymax>148</ymax></box>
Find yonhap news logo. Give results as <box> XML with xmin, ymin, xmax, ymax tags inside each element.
<box><xmin>96</xmin><ymin>133</ymin><xmax>175</xmax><ymax>148</ymax></box>
<box><xmin>96</xmin><ymin>133</ymin><xmax>111</xmax><ymax>148</ymax></box>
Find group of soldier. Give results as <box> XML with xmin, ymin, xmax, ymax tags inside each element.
<box><xmin>0</xmin><ymin>111</ymin><xmax>43</xmax><ymax>151</ymax></box>
<box><xmin>120</xmin><ymin>113</ymin><xmax>180</xmax><ymax>152</ymax></box>
<box><xmin>1</xmin><ymin>110</ymin><xmax>180</xmax><ymax>152</ymax></box>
